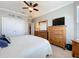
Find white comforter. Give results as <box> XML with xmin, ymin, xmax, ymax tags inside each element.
<box><xmin>0</xmin><ymin>35</ymin><xmax>53</xmax><ymax>58</ymax></box>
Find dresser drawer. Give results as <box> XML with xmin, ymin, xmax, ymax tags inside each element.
<box><xmin>48</xmin><ymin>26</ymin><xmax>66</xmax><ymax>49</ymax></box>
<box><xmin>48</xmin><ymin>26</ymin><xmax>65</xmax><ymax>30</ymax></box>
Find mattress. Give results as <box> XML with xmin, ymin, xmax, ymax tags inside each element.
<box><xmin>0</xmin><ymin>35</ymin><xmax>53</xmax><ymax>58</ymax></box>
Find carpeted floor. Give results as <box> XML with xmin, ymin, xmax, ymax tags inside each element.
<box><xmin>51</xmin><ymin>45</ymin><xmax>73</xmax><ymax>58</ymax></box>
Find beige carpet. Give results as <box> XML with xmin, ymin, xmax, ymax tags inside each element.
<box><xmin>51</xmin><ymin>45</ymin><xmax>73</xmax><ymax>58</ymax></box>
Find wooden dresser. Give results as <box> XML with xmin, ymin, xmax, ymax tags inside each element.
<box><xmin>48</xmin><ymin>26</ymin><xmax>66</xmax><ymax>49</ymax></box>
<box><xmin>34</xmin><ymin>30</ymin><xmax>48</xmax><ymax>39</ymax></box>
<box><xmin>72</xmin><ymin>40</ymin><xmax>79</xmax><ymax>58</ymax></box>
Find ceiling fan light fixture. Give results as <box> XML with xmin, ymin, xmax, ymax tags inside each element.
<box><xmin>28</xmin><ymin>7</ymin><xmax>33</xmax><ymax>11</ymax></box>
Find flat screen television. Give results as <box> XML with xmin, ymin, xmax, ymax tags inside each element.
<box><xmin>53</xmin><ymin>17</ymin><xmax>65</xmax><ymax>26</ymax></box>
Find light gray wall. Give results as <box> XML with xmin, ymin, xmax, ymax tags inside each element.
<box><xmin>0</xmin><ymin>17</ymin><xmax>2</xmax><ymax>33</ymax></box>
<box><xmin>31</xmin><ymin>23</ymin><xmax>34</xmax><ymax>35</ymax></box>
<box><xmin>77</xmin><ymin>6</ymin><xmax>79</xmax><ymax>39</ymax></box>
<box><xmin>33</xmin><ymin>3</ymin><xmax>75</xmax><ymax>44</ymax></box>
<box><xmin>74</xmin><ymin>1</ymin><xmax>79</xmax><ymax>39</ymax></box>
<box><xmin>77</xmin><ymin>23</ymin><xmax>79</xmax><ymax>38</ymax></box>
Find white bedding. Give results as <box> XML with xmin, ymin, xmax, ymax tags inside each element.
<box><xmin>0</xmin><ymin>35</ymin><xmax>53</xmax><ymax>58</ymax></box>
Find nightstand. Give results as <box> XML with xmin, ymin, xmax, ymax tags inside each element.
<box><xmin>72</xmin><ymin>40</ymin><xmax>79</xmax><ymax>58</ymax></box>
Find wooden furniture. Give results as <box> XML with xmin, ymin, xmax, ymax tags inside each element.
<box><xmin>34</xmin><ymin>20</ymin><xmax>48</xmax><ymax>39</ymax></box>
<box><xmin>48</xmin><ymin>26</ymin><xmax>66</xmax><ymax>49</ymax></box>
<box><xmin>72</xmin><ymin>40</ymin><xmax>79</xmax><ymax>58</ymax></box>
<box><xmin>34</xmin><ymin>30</ymin><xmax>47</xmax><ymax>39</ymax></box>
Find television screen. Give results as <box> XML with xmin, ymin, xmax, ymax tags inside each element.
<box><xmin>53</xmin><ymin>17</ymin><xmax>65</xmax><ymax>26</ymax></box>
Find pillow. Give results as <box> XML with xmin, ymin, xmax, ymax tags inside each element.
<box><xmin>0</xmin><ymin>39</ymin><xmax>8</xmax><ymax>48</ymax></box>
<box><xmin>2</xmin><ymin>38</ymin><xmax>10</xmax><ymax>44</ymax></box>
<box><xmin>0</xmin><ymin>34</ymin><xmax>11</xmax><ymax>44</ymax></box>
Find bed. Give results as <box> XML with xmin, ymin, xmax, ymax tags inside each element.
<box><xmin>0</xmin><ymin>35</ymin><xmax>53</xmax><ymax>58</ymax></box>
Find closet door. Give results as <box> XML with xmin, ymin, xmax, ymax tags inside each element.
<box><xmin>2</xmin><ymin>16</ymin><xmax>28</xmax><ymax>36</ymax></box>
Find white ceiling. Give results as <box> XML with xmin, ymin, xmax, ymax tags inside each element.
<box><xmin>0</xmin><ymin>1</ymin><xmax>74</xmax><ymax>18</ymax></box>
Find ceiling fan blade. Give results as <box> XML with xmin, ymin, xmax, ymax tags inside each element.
<box><xmin>33</xmin><ymin>3</ymin><xmax>38</xmax><ymax>7</ymax></box>
<box><xmin>33</xmin><ymin>8</ymin><xmax>39</xmax><ymax>11</ymax></box>
<box><xmin>22</xmin><ymin>7</ymin><xmax>28</xmax><ymax>9</ymax></box>
<box><xmin>24</xmin><ymin>1</ymin><xmax>29</xmax><ymax>6</ymax></box>
<box><xmin>30</xmin><ymin>2</ymin><xmax>32</xmax><ymax>6</ymax></box>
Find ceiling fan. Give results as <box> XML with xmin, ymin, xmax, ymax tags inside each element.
<box><xmin>22</xmin><ymin>1</ymin><xmax>39</xmax><ymax>12</ymax></box>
